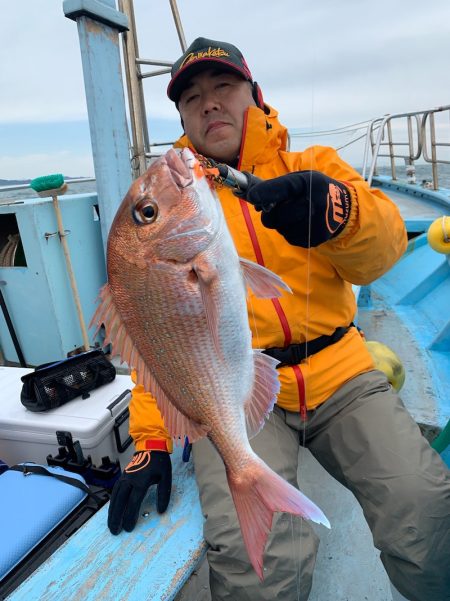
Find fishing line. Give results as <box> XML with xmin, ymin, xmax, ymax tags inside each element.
<box><xmin>246</xmin><ymin>291</ymin><xmax>283</xmax><ymax>459</ymax></box>
<box><xmin>245</xmin><ymin>269</ymin><xmax>288</xmax><ymax>584</ymax></box>
<box><xmin>235</xmin><ymin>35</ymin><xmax>318</xmax><ymax>594</ymax></box>
<box><xmin>293</xmin><ymin>33</ymin><xmax>317</xmax><ymax>601</ymax></box>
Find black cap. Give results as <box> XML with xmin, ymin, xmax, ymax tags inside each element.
<box><xmin>167</xmin><ymin>37</ymin><xmax>254</xmax><ymax>104</ymax></box>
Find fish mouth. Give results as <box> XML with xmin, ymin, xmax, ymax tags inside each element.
<box><xmin>164</xmin><ymin>148</ymin><xmax>216</xmax><ymax>241</ymax></box>
<box><xmin>156</xmin><ymin>147</ymin><xmax>220</xmax><ymax>256</ymax></box>
<box><xmin>165</xmin><ymin>148</ymin><xmax>194</xmax><ymax>189</ymax></box>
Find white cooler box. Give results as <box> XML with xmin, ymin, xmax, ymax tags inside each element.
<box><xmin>0</xmin><ymin>366</ymin><xmax>135</xmax><ymax>470</ymax></box>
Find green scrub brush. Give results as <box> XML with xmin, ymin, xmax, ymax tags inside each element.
<box><xmin>30</xmin><ymin>173</ymin><xmax>67</xmax><ymax>197</ymax></box>
<box><xmin>30</xmin><ymin>174</ymin><xmax>90</xmax><ymax>351</ymax></box>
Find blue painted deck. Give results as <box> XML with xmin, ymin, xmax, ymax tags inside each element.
<box><xmin>372</xmin><ymin>175</ymin><xmax>450</xmax><ymax>233</ymax></box>
<box><xmin>358</xmin><ymin>181</ymin><xmax>450</xmax><ymax>429</ymax></box>
<box><xmin>7</xmin><ymin>446</ymin><xmax>206</xmax><ymax>601</ymax></box>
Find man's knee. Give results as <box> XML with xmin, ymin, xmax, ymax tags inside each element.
<box><xmin>204</xmin><ymin>512</ymin><xmax>319</xmax><ymax>601</ymax></box>
<box><xmin>379</xmin><ymin>472</ymin><xmax>450</xmax><ymax>601</ymax></box>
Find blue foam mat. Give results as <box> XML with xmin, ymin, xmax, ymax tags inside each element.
<box><xmin>0</xmin><ymin>463</ymin><xmax>87</xmax><ymax>580</ymax></box>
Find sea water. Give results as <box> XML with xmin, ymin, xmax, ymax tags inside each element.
<box><xmin>1</xmin><ymin>163</ymin><xmax>450</xmax><ymax>205</ymax></box>
<box><xmin>0</xmin><ymin>180</ymin><xmax>97</xmax><ymax>205</ymax></box>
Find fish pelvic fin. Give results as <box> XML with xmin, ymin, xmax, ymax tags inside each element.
<box><xmin>239</xmin><ymin>257</ymin><xmax>292</xmax><ymax>298</ymax></box>
<box><xmin>228</xmin><ymin>460</ymin><xmax>330</xmax><ymax>580</ymax></box>
<box><xmin>91</xmin><ymin>284</ymin><xmax>209</xmax><ymax>443</ymax></box>
<box><xmin>245</xmin><ymin>351</ymin><xmax>280</xmax><ymax>439</ymax></box>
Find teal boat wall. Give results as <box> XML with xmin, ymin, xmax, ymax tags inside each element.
<box><xmin>0</xmin><ymin>194</ymin><xmax>106</xmax><ymax>366</ymax></box>
<box><xmin>0</xmin><ymin>1</ymin><xmax>135</xmax><ymax>365</ymax></box>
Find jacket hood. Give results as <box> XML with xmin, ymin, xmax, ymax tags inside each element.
<box><xmin>173</xmin><ymin>104</ymin><xmax>289</xmax><ymax>170</ymax></box>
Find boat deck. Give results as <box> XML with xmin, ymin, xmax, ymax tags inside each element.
<box><xmin>358</xmin><ymin>179</ymin><xmax>450</xmax><ymax>431</ymax></box>
<box><xmin>5</xmin><ymin>447</ymin><xmax>392</xmax><ymax>601</ymax></box>
<box><xmin>372</xmin><ymin>175</ymin><xmax>450</xmax><ymax>233</ymax></box>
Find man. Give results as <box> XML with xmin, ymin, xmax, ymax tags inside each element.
<box><xmin>108</xmin><ymin>38</ymin><xmax>450</xmax><ymax>601</ymax></box>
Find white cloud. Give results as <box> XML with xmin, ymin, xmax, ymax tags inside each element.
<box><xmin>3</xmin><ymin>0</ymin><xmax>450</xmax><ymax>126</ymax></box>
<box><xmin>0</xmin><ymin>3</ymin><xmax>88</xmax><ymax>123</ymax></box>
<box><xmin>1</xmin><ymin>0</ymin><xmax>450</xmax><ymax>177</ymax></box>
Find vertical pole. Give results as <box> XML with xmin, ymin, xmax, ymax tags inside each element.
<box><xmin>430</xmin><ymin>113</ymin><xmax>439</xmax><ymax>190</ymax></box>
<box><xmin>169</xmin><ymin>0</ymin><xmax>187</xmax><ymax>51</ymax></box>
<box><xmin>63</xmin><ymin>0</ymin><xmax>132</xmax><ymax>254</ymax></box>
<box><xmin>0</xmin><ymin>284</ymin><xmax>27</xmax><ymax>367</ymax></box>
<box><xmin>387</xmin><ymin>119</ymin><xmax>396</xmax><ymax>181</ymax></box>
<box><xmin>52</xmin><ymin>192</ymin><xmax>91</xmax><ymax>351</ymax></box>
<box><xmin>119</xmin><ymin>0</ymin><xmax>147</xmax><ymax>178</ymax></box>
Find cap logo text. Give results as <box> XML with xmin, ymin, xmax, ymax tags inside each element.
<box><xmin>180</xmin><ymin>47</ymin><xmax>230</xmax><ymax>69</ymax></box>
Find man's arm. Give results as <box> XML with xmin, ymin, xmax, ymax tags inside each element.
<box><xmin>242</xmin><ymin>146</ymin><xmax>408</xmax><ymax>285</ymax></box>
<box><xmin>311</xmin><ymin>146</ymin><xmax>407</xmax><ymax>284</ymax></box>
<box><xmin>128</xmin><ymin>373</ymin><xmax>173</xmax><ymax>453</ymax></box>
<box><xmin>108</xmin><ymin>372</ymin><xmax>172</xmax><ymax>534</ymax></box>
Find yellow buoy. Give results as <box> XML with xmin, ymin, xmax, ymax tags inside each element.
<box><xmin>365</xmin><ymin>340</ymin><xmax>406</xmax><ymax>392</ymax></box>
<box><xmin>427</xmin><ymin>216</ymin><xmax>450</xmax><ymax>254</ymax></box>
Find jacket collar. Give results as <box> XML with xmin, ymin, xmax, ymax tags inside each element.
<box><xmin>173</xmin><ymin>104</ymin><xmax>288</xmax><ymax>170</ymax></box>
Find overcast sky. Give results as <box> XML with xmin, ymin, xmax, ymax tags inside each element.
<box><xmin>1</xmin><ymin>0</ymin><xmax>450</xmax><ymax>180</ymax></box>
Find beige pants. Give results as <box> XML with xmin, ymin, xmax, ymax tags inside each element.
<box><xmin>192</xmin><ymin>371</ymin><xmax>450</xmax><ymax>601</ymax></box>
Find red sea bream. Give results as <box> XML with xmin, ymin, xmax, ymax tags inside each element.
<box><xmin>91</xmin><ymin>148</ymin><xmax>330</xmax><ymax>578</ymax></box>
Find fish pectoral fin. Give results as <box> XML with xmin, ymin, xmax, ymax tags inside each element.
<box><xmin>194</xmin><ymin>261</ymin><xmax>223</xmax><ymax>356</ymax></box>
<box><xmin>244</xmin><ymin>350</ymin><xmax>281</xmax><ymax>438</ymax></box>
<box><xmin>239</xmin><ymin>257</ymin><xmax>292</xmax><ymax>298</ymax></box>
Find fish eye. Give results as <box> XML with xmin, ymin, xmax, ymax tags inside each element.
<box><xmin>133</xmin><ymin>199</ymin><xmax>158</xmax><ymax>224</ymax></box>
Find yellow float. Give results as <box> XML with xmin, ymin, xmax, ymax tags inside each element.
<box><xmin>427</xmin><ymin>216</ymin><xmax>450</xmax><ymax>254</ymax></box>
<box><xmin>365</xmin><ymin>340</ymin><xmax>406</xmax><ymax>392</ymax></box>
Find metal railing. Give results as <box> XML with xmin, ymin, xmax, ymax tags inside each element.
<box><xmin>361</xmin><ymin>105</ymin><xmax>450</xmax><ymax>188</ymax></box>
<box><xmin>119</xmin><ymin>0</ymin><xmax>186</xmax><ymax>179</ymax></box>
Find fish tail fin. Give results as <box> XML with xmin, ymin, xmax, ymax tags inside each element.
<box><xmin>227</xmin><ymin>459</ymin><xmax>330</xmax><ymax>580</ymax></box>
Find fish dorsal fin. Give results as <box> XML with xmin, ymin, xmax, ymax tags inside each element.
<box><xmin>244</xmin><ymin>350</ymin><xmax>281</xmax><ymax>438</ymax></box>
<box><xmin>239</xmin><ymin>257</ymin><xmax>292</xmax><ymax>298</ymax></box>
<box><xmin>90</xmin><ymin>283</ymin><xmax>209</xmax><ymax>443</ymax></box>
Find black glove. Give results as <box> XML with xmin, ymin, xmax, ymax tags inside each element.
<box><xmin>108</xmin><ymin>450</ymin><xmax>172</xmax><ymax>534</ymax></box>
<box><xmin>243</xmin><ymin>170</ymin><xmax>351</xmax><ymax>247</ymax></box>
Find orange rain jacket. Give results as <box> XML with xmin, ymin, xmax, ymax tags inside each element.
<box><xmin>129</xmin><ymin>104</ymin><xmax>408</xmax><ymax>453</ymax></box>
